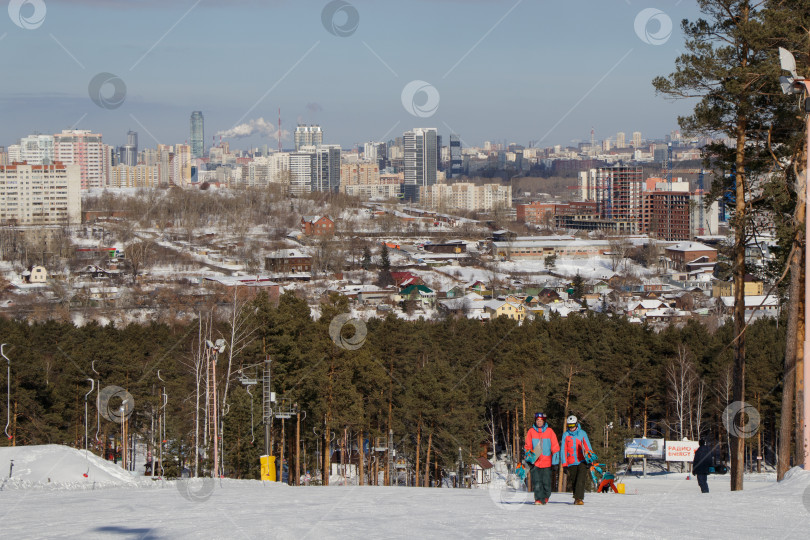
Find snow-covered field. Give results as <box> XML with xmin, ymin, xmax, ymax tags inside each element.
<box><xmin>1</xmin><ymin>445</ymin><xmax>809</xmax><ymax>538</ymax></box>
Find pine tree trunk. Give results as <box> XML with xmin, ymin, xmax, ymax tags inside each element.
<box><xmin>424</xmin><ymin>430</ymin><xmax>433</xmax><ymax>488</ymax></box>
<box><xmin>779</xmin><ymin>249</ymin><xmax>801</xmax><ymax>480</ymax></box>
<box><xmin>358</xmin><ymin>431</ymin><xmax>364</xmax><ymax>487</ymax></box>
<box><xmin>415</xmin><ymin>414</ymin><xmax>422</xmax><ymax>487</ymax></box>
<box><xmin>730</xmin><ymin>113</ymin><xmax>748</xmax><ymax>492</ymax></box>
<box><xmin>797</xmin><ymin>260</ymin><xmax>806</xmax><ymax>468</ymax></box>
<box><xmin>557</xmin><ymin>366</ymin><xmax>574</xmax><ymax>492</ymax></box>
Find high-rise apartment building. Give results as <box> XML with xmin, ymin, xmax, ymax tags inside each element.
<box><xmin>403</xmin><ymin>128</ymin><xmax>438</xmax><ymax>201</ymax></box>
<box><xmin>312</xmin><ymin>145</ymin><xmax>341</xmax><ymax>192</ymax></box>
<box><xmin>53</xmin><ymin>130</ymin><xmax>105</xmax><ymax>189</ymax></box>
<box><xmin>420</xmin><ymin>182</ymin><xmax>511</xmax><ymax>212</ymax></box>
<box><xmin>616</xmin><ymin>132</ymin><xmax>626</xmax><ymax>148</ymax></box>
<box><xmin>632</xmin><ymin>131</ymin><xmax>642</xmax><ymax>148</ymax></box>
<box><xmin>294</xmin><ymin>125</ymin><xmax>323</xmax><ymax>151</ymax></box>
<box><xmin>19</xmin><ymin>134</ymin><xmax>55</xmax><ymax>165</ymax></box>
<box><xmin>109</xmin><ymin>164</ymin><xmax>159</xmax><ymax>189</ymax></box>
<box><xmin>0</xmin><ymin>162</ymin><xmax>81</xmax><ymax>225</ymax></box>
<box><xmin>190</xmin><ymin>111</ymin><xmax>204</xmax><ymax>159</ymax></box>
<box><xmin>289</xmin><ymin>152</ymin><xmax>315</xmax><ymax>195</ymax></box>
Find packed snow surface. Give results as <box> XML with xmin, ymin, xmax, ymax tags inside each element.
<box><xmin>1</xmin><ymin>445</ymin><xmax>809</xmax><ymax>538</ymax></box>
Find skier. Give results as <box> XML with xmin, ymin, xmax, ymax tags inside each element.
<box><xmin>560</xmin><ymin>415</ymin><xmax>593</xmax><ymax>505</ymax></box>
<box><xmin>692</xmin><ymin>439</ymin><xmax>711</xmax><ymax>493</ymax></box>
<box><xmin>524</xmin><ymin>412</ymin><xmax>560</xmax><ymax>505</ymax></box>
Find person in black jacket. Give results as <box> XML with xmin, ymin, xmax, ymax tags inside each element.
<box><xmin>692</xmin><ymin>439</ymin><xmax>712</xmax><ymax>493</ymax></box>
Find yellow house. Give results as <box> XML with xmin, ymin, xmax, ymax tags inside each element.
<box><xmin>484</xmin><ymin>300</ymin><xmax>526</xmax><ymax>322</ymax></box>
<box><xmin>712</xmin><ymin>279</ymin><xmax>764</xmax><ymax>298</ymax></box>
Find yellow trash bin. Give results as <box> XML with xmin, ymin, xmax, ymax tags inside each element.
<box><xmin>260</xmin><ymin>455</ymin><xmax>276</xmax><ymax>481</ymax></box>
<box><xmin>616</xmin><ymin>483</ymin><xmax>625</xmax><ymax>494</ymax></box>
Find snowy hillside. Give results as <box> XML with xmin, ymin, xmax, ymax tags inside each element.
<box><xmin>0</xmin><ymin>445</ymin><xmax>138</xmax><ymax>490</ymax></box>
<box><xmin>1</xmin><ymin>445</ymin><xmax>809</xmax><ymax>538</ymax></box>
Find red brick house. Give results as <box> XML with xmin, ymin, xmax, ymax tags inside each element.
<box><xmin>301</xmin><ymin>215</ymin><xmax>335</xmax><ymax>236</ymax></box>
<box><xmin>664</xmin><ymin>242</ymin><xmax>717</xmax><ymax>272</ymax></box>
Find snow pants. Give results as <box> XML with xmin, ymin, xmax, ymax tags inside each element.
<box><xmin>530</xmin><ymin>466</ymin><xmax>552</xmax><ymax>502</ymax></box>
<box><xmin>567</xmin><ymin>462</ymin><xmax>589</xmax><ymax>501</ymax></box>
<box><xmin>697</xmin><ymin>474</ymin><xmax>709</xmax><ymax>493</ymax></box>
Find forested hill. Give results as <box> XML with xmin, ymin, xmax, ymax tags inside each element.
<box><xmin>0</xmin><ymin>291</ymin><xmax>784</xmax><ymax>479</ymax></box>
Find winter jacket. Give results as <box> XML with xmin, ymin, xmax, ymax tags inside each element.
<box><xmin>524</xmin><ymin>424</ymin><xmax>560</xmax><ymax>469</ymax></box>
<box><xmin>560</xmin><ymin>424</ymin><xmax>593</xmax><ymax>467</ymax></box>
<box><xmin>692</xmin><ymin>444</ymin><xmax>712</xmax><ymax>475</ymax></box>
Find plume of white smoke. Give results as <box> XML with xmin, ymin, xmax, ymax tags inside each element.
<box><xmin>216</xmin><ymin>117</ymin><xmax>289</xmax><ymax>141</ymax></box>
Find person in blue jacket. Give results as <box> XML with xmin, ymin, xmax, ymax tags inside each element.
<box><xmin>560</xmin><ymin>415</ymin><xmax>594</xmax><ymax>505</ymax></box>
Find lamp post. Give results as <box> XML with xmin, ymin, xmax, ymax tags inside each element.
<box><xmin>778</xmin><ymin>47</ymin><xmax>810</xmax><ymax>468</ymax></box>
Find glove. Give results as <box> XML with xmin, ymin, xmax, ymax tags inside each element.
<box><xmin>525</xmin><ymin>451</ymin><xmax>537</xmax><ymax>465</ymax></box>
<box><xmin>516</xmin><ymin>466</ymin><xmax>527</xmax><ymax>481</ymax></box>
<box><xmin>585</xmin><ymin>452</ymin><xmax>597</xmax><ymax>464</ymax></box>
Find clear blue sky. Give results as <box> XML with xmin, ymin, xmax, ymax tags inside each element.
<box><xmin>0</xmin><ymin>0</ymin><xmax>702</xmax><ymax>150</ymax></box>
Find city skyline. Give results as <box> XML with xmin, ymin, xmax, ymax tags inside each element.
<box><xmin>1</xmin><ymin>1</ymin><xmax>701</xmax><ymax>149</ymax></box>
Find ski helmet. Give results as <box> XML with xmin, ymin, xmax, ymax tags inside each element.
<box><xmin>566</xmin><ymin>415</ymin><xmax>577</xmax><ymax>425</ymax></box>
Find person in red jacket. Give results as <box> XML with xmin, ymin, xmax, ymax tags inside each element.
<box><xmin>560</xmin><ymin>415</ymin><xmax>594</xmax><ymax>505</ymax></box>
<box><xmin>524</xmin><ymin>412</ymin><xmax>560</xmax><ymax>505</ymax></box>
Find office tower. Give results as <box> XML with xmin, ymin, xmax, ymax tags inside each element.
<box><xmin>0</xmin><ymin>162</ymin><xmax>81</xmax><ymax>225</ymax></box>
<box><xmin>19</xmin><ymin>134</ymin><xmax>55</xmax><ymax>164</ymax></box>
<box><xmin>403</xmin><ymin>128</ymin><xmax>438</xmax><ymax>202</ymax></box>
<box><xmin>449</xmin><ymin>134</ymin><xmax>462</xmax><ymax>178</ymax></box>
<box><xmin>121</xmin><ymin>130</ymin><xmax>138</xmax><ymax>166</ymax></box>
<box><xmin>436</xmin><ymin>135</ymin><xmax>443</xmax><ymax>171</ymax></box>
<box><xmin>190</xmin><ymin>111</ymin><xmax>204</xmax><ymax>159</ymax></box>
<box><xmin>53</xmin><ymin>130</ymin><xmax>105</xmax><ymax>189</ymax></box>
<box><xmin>616</xmin><ymin>132</ymin><xmax>626</xmax><ymax>148</ymax></box>
<box><xmin>294</xmin><ymin>125</ymin><xmax>323</xmax><ymax>151</ymax></box>
<box><xmin>632</xmin><ymin>131</ymin><xmax>642</xmax><ymax>148</ymax></box>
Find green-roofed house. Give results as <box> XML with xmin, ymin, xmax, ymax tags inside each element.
<box><xmin>398</xmin><ymin>284</ymin><xmax>436</xmax><ymax>307</ymax></box>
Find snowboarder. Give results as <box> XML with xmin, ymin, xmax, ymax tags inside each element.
<box><xmin>692</xmin><ymin>439</ymin><xmax>711</xmax><ymax>493</ymax></box>
<box><xmin>560</xmin><ymin>415</ymin><xmax>594</xmax><ymax>505</ymax></box>
<box><xmin>524</xmin><ymin>412</ymin><xmax>560</xmax><ymax>505</ymax></box>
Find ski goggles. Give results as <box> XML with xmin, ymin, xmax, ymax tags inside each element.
<box><xmin>567</xmin><ymin>423</ymin><xmax>577</xmax><ymax>429</ymax></box>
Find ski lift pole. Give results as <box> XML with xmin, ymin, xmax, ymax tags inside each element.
<box><xmin>246</xmin><ymin>385</ymin><xmax>255</xmax><ymax>444</ymax></box>
<box><xmin>84</xmin><ymin>379</ymin><xmax>94</xmax><ymax>451</ymax></box>
<box><xmin>91</xmin><ymin>361</ymin><xmax>100</xmax><ymax>444</ymax></box>
<box><xmin>158</xmin><ymin>370</ymin><xmax>167</xmax><ymax>478</ymax></box>
<box><xmin>1</xmin><ymin>344</ymin><xmax>10</xmax><ymax>441</ymax></box>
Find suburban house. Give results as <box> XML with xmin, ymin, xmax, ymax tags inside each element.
<box><xmin>24</xmin><ymin>266</ymin><xmax>48</xmax><ymax>284</ymax></box>
<box><xmin>390</xmin><ymin>271</ymin><xmax>422</xmax><ymax>288</ymax></box>
<box><xmin>483</xmin><ymin>299</ymin><xmax>526</xmax><ymax>321</ymax></box>
<box><xmin>665</xmin><ymin>242</ymin><xmax>717</xmax><ymax>272</ymax></box>
<box><xmin>627</xmin><ymin>299</ymin><xmax>665</xmax><ymax>317</ymax></box>
<box><xmin>265</xmin><ymin>249</ymin><xmax>312</xmax><ymax>274</ymax></box>
<box><xmin>711</xmin><ymin>275</ymin><xmax>765</xmax><ymax>298</ymax></box>
<box><xmin>439</xmin><ymin>292</ymin><xmax>487</xmax><ymax>318</ymax></box>
<box><xmin>398</xmin><ymin>284</ymin><xmax>436</xmax><ymax>307</ymax></box>
<box><xmin>301</xmin><ymin>215</ymin><xmax>335</xmax><ymax>236</ymax></box>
